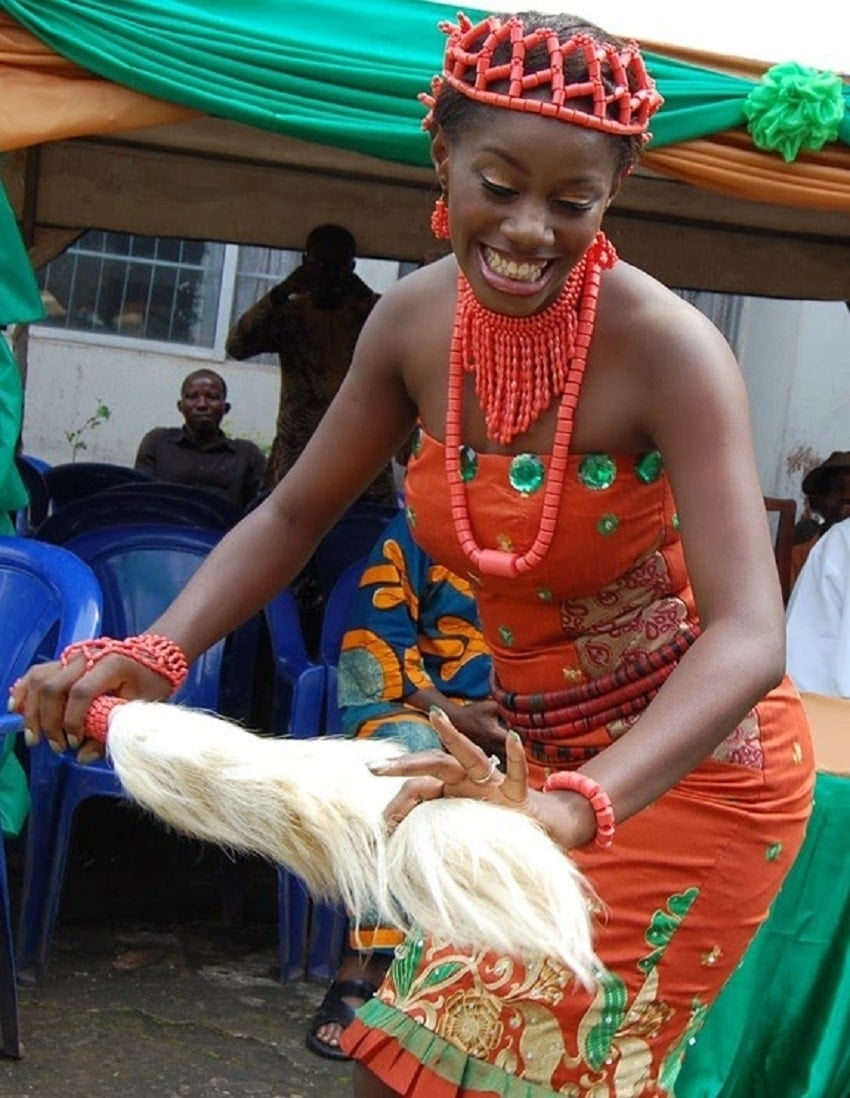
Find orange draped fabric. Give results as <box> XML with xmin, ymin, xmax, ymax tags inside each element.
<box><xmin>644</xmin><ymin>135</ymin><xmax>850</xmax><ymax>212</ymax></box>
<box><xmin>0</xmin><ymin>13</ymin><xmax>196</xmax><ymax>151</ymax></box>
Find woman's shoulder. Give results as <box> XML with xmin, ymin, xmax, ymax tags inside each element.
<box><xmin>601</xmin><ymin>261</ymin><xmax>735</xmax><ymax>370</ymax></box>
<box><xmin>363</xmin><ymin>255</ymin><xmax>457</xmax><ymax>347</ymax></box>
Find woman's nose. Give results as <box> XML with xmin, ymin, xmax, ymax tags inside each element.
<box><xmin>501</xmin><ymin>200</ymin><xmax>554</xmax><ymax>249</ymax></box>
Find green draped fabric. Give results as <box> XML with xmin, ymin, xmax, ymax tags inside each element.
<box><xmin>677</xmin><ymin>772</ymin><xmax>850</xmax><ymax>1098</ymax></box>
<box><xmin>0</xmin><ymin>0</ymin><xmax>848</xmax><ymax>329</ymax></box>
<box><xmin>2</xmin><ymin>0</ymin><xmax>847</xmax><ymax>164</ymax></box>
<box><xmin>0</xmin><ymin>257</ymin><xmax>31</xmax><ymax>834</ymax></box>
<box><xmin>0</xmin><ymin>182</ymin><xmax>43</xmax><ymax>328</ymax></box>
<box><xmin>0</xmin><ymin>181</ymin><xmax>32</xmax><ymax>522</ymax></box>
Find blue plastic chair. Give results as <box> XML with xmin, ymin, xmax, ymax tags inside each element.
<box><xmin>272</xmin><ymin>556</ymin><xmax>369</xmax><ymax>983</ymax></box>
<box><xmin>12</xmin><ymin>456</ymin><xmax>51</xmax><ymax>536</ymax></box>
<box><xmin>16</xmin><ymin>523</ymin><xmax>253</xmax><ymax>980</ymax></box>
<box><xmin>35</xmin><ymin>482</ymin><xmax>241</xmax><ymax>543</ymax></box>
<box><xmin>0</xmin><ymin>536</ymin><xmax>102</xmax><ymax>1055</ymax></box>
<box><xmin>43</xmin><ymin>462</ymin><xmax>152</xmax><ymax>511</ymax></box>
<box><xmin>260</xmin><ymin>586</ymin><xmax>330</xmax><ymax>980</ymax></box>
<box><xmin>312</xmin><ymin>500</ymin><xmax>399</xmax><ymax>599</ymax></box>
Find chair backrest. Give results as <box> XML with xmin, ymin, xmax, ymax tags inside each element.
<box><xmin>312</xmin><ymin>500</ymin><xmax>399</xmax><ymax>597</ymax></box>
<box><xmin>61</xmin><ymin>523</ymin><xmax>224</xmax><ymax>709</ymax></box>
<box><xmin>103</xmin><ymin>481</ymin><xmax>243</xmax><ymax>527</ymax></box>
<box><xmin>35</xmin><ymin>482</ymin><xmax>240</xmax><ymax>544</ymax></box>
<box><xmin>13</xmin><ymin>456</ymin><xmax>51</xmax><ymax>535</ymax></box>
<box><xmin>44</xmin><ymin>462</ymin><xmax>151</xmax><ymax>511</ymax></box>
<box><xmin>262</xmin><ymin>586</ymin><xmax>325</xmax><ymax>737</ymax></box>
<box><xmin>318</xmin><ymin>555</ymin><xmax>369</xmax><ymax>734</ymax></box>
<box><xmin>0</xmin><ymin>536</ymin><xmax>103</xmax><ymax>685</ymax></box>
<box><xmin>763</xmin><ymin>496</ymin><xmax>796</xmax><ymax>604</ymax></box>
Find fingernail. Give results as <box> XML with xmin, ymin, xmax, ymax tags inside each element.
<box><xmin>76</xmin><ymin>745</ymin><xmax>101</xmax><ymax>765</ymax></box>
<box><xmin>48</xmin><ymin>739</ymin><xmax>64</xmax><ymax>754</ymax></box>
<box><xmin>366</xmin><ymin>759</ymin><xmax>393</xmax><ymax>773</ymax></box>
<box><xmin>508</xmin><ymin>729</ymin><xmax>522</xmax><ymax>744</ymax></box>
<box><xmin>7</xmin><ymin>694</ymin><xmax>18</xmax><ymax>713</ymax></box>
<box><xmin>429</xmin><ymin>705</ymin><xmax>448</xmax><ymax>725</ymax></box>
<box><xmin>66</xmin><ymin>734</ymin><xmax>80</xmax><ymax>750</ymax></box>
<box><xmin>24</xmin><ymin>728</ymin><xmax>37</xmax><ymax>748</ymax></box>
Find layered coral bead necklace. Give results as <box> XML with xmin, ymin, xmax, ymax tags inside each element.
<box><xmin>445</xmin><ymin>231</ymin><xmax>616</xmax><ymax>578</ymax></box>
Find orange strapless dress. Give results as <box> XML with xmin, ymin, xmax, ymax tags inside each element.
<box><xmin>343</xmin><ymin>427</ymin><xmax>814</xmax><ymax>1097</ymax></box>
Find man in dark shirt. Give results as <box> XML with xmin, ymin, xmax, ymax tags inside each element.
<box><xmin>135</xmin><ymin>369</ymin><xmax>265</xmax><ymax>512</ymax></box>
<box><xmin>225</xmin><ymin>223</ymin><xmax>397</xmax><ymax>506</ymax></box>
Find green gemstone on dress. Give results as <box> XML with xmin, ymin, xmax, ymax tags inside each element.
<box><xmin>410</xmin><ymin>426</ymin><xmax>423</xmax><ymax>456</ymax></box>
<box><xmin>508</xmin><ymin>453</ymin><xmax>545</xmax><ymax>495</ymax></box>
<box><xmin>765</xmin><ymin>842</ymin><xmax>782</xmax><ymax>862</ymax></box>
<box><xmin>405</xmin><ymin>504</ymin><xmax>416</xmax><ymax>526</ymax></box>
<box><xmin>636</xmin><ymin>450</ymin><xmax>663</xmax><ymax>483</ymax></box>
<box><xmin>672</xmin><ymin>512</ymin><xmax>680</xmax><ymax>530</ymax></box>
<box><xmin>459</xmin><ymin>445</ymin><xmax>478</xmax><ymax>482</ymax></box>
<box><xmin>597</xmin><ymin>513</ymin><xmax>620</xmax><ymax>535</ymax></box>
<box><xmin>536</xmin><ymin>588</ymin><xmax>553</xmax><ymax>602</ymax></box>
<box><xmin>498</xmin><ymin>625</ymin><xmax>514</xmax><ymax>646</ymax></box>
<box><xmin>578</xmin><ymin>453</ymin><xmax>617</xmax><ymax>490</ymax></box>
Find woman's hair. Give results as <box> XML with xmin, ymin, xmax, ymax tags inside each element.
<box><xmin>432</xmin><ymin>11</ymin><xmax>646</xmax><ymax>173</ymax></box>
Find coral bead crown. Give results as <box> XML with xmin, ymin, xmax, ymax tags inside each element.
<box><xmin>421</xmin><ymin>12</ymin><xmax>663</xmax><ymax>140</ymax></box>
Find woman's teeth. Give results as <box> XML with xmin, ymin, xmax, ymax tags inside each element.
<box><xmin>483</xmin><ymin>247</ymin><xmax>545</xmax><ymax>283</ymax></box>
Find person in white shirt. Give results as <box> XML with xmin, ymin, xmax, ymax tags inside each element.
<box><xmin>786</xmin><ymin>517</ymin><xmax>850</xmax><ymax>697</ymax></box>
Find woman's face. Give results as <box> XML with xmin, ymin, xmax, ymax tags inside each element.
<box><xmin>434</xmin><ymin>108</ymin><xmax>623</xmax><ymax>316</ymax></box>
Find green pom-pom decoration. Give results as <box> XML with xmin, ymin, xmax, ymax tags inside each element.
<box><xmin>743</xmin><ymin>61</ymin><xmax>845</xmax><ymax>163</ymax></box>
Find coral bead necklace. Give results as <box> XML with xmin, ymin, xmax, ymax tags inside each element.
<box><xmin>445</xmin><ymin>232</ymin><xmax>616</xmax><ymax>578</ymax></box>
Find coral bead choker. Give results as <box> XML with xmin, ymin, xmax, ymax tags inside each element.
<box><xmin>446</xmin><ymin>232</ymin><xmax>616</xmax><ymax>578</ymax></box>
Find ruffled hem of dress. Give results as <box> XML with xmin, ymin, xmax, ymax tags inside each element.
<box><xmin>341</xmin><ymin>999</ymin><xmax>561</xmax><ymax>1097</ymax></box>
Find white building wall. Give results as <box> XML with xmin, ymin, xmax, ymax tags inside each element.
<box><xmin>737</xmin><ymin>298</ymin><xmax>850</xmax><ymax>507</ymax></box>
<box><xmin>19</xmin><ymin>255</ymin><xmax>402</xmax><ymax>469</ymax></box>
<box><xmin>20</xmin><ymin>336</ymin><xmax>279</xmax><ymax>468</ymax></box>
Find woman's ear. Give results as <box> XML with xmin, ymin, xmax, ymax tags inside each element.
<box><xmin>431</xmin><ymin>130</ymin><xmax>450</xmax><ymax>190</ymax></box>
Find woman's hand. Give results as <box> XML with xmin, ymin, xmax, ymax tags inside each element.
<box><xmin>9</xmin><ymin>652</ymin><xmax>173</xmax><ymax>759</ymax></box>
<box><xmin>443</xmin><ymin>698</ymin><xmax>508</xmax><ymax>762</ymax></box>
<box><xmin>368</xmin><ymin>706</ymin><xmax>531</xmax><ymax>832</ymax></box>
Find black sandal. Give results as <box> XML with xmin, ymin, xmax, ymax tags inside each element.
<box><xmin>304</xmin><ymin>979</ymin><xmax>378</xmax><ymax>1061</ymax></box>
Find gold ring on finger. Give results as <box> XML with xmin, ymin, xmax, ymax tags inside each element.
<box><xmin>469</xmin><ymin>754</ymin><xmax>501</xmax><ymax>785</ymax></box>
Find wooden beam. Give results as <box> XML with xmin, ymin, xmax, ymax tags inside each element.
<box><xmin>2</xmin><ymin>124</ymin><xmax>847</xmax><ymax>299</ymax></box>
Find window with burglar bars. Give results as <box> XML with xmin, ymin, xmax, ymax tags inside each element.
<box><xmin>34</xmin><ymin>230</ymin><xmax>410</xmax><ymax>358</ymax></box>
<box><xmin>37</xmin><ymin>231</ymin><xmax>226</xmax><ymax>347</ymax></box>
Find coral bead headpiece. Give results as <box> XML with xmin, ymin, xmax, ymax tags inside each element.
<box><xmin>421</xmin><ymin>13</ymin><xmax>663</xmax><ymax>141</ymax></box>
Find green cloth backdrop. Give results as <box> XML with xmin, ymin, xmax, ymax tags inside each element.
<box><xmin>677</xmin><ymin>772</ymin><xmax>850</xmax><ymax>1098</ymax></box>
<box><xmin>0</xmin><ymin>0</ymin><xmax>848</xmax><ymax>329</ymax></box>
<box><xmin>7</xmin><ymin>0</ymin><xmax>837</xmax><ymax>165</ymax></box>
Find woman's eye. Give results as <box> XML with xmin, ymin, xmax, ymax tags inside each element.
<box><xmin>481</xmin><ymin>177</ymin><xmax>515</xmax><ymax>198</ymax></box>
<box><xmin>555</xmin><ymin>199</ymin><xmax>593</xmax><ymax>213</ymax></box>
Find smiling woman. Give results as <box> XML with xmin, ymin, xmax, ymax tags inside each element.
<box><xmin>11</xmin><ymin>9</ymin><xmax>817</xmax><ymax>1098</ymax></box>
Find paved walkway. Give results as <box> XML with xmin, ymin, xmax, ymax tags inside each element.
<box><xmin>2</xmin><ymin>799</ymin><xmax>357</xmax><ymax>1097</ymax></box>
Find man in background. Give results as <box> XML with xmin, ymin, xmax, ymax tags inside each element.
<box><xmin>135</xmin><ymin>368</ymin><xmax>265</xmax><ymax>512</ymax></box>
<box><xmin>225</xmin><ymin>223</ymin><xmax>396</xmax><ymax>504</ymax></box>
<box><xmin>791</xmin><ymin>451</ymin><xmax>850</xmax><ymax>589</ymax></box>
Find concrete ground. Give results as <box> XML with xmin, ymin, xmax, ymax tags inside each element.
<box><xmin>1</xmin><ymin>798</ymin><xmax>356</xmax><ymax>1097</ymax></box>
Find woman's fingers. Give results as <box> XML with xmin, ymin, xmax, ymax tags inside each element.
<box><xmin>383</xmin><ymin>775</ymin><xmax>445</xmax><ymax>832</ymax></box>
<box><xmin>368</xmin><ymin>748</ymin><xmax>465</xmax><ymax>784</ymax></box>
<box><xmin>428</xmin><ymin>705</ymin><xmax>499</xmax><ymax>782</ymax></box>
<box><xmin>11</xmin><ymin>654</ymin><xmax>169</xmax><ymax>752</ymax></box>
<box><xmin>500</xmin><ymin>729</ymin><xmax>529</xmax><ymax>805</ymax></box>
<box><xmin>17</xmin><ymin>660</ymin><xmax>74</xmax><ymax>749</ymax></box>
